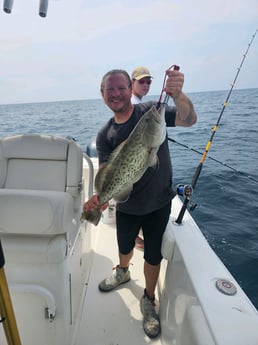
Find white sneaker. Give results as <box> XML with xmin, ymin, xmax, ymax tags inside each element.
<box><xmin>140</xmin><ymin>289</ymin><xmax>160</xmax><ymax>338</ymax></box>
<box><xmin>98</xmin><ymin>265</ymin><xmax>131</xmax><ymax>292</ymax></box>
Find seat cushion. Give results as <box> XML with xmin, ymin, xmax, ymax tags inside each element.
<box><xmin>0</xmin><ymin>189</ymin><xmax>76</xmax><ymax>235</ymax></box>
<box><xmin>4</xmin><ymin>159</ymin><xmax>67</xmax><ymax>191</ymax></box>
<box><xmin>1</xmin><ymin>134</ymin><xmax>69</xmax><ymax>160</ymax></box>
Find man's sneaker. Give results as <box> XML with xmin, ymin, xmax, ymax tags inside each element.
<box><xmin>140</xmin><ymin>289</ymin><xmax>160</xmax><ymax>338</ymax></box>
<box><xmin>98</xmin><ymin>265</ymin><xmax>131</xmax><ymax>292</ymax></box>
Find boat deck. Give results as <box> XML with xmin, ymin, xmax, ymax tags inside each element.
<box><xmin>76</xmin><ymin>220</ymin><xmax>162</xmax><ymax>345</ymax></box>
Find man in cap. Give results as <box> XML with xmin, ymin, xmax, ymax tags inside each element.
<box><xmin>131</xmin><ymin>66</ymin><xmax>153</xmax><ymax>104</ymax></box>
<box><xmin>83</xmin><ymin>67</ymin><xmax>197</xmax><ymax>339</ymax></box>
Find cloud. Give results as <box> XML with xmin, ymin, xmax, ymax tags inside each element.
<box><xmin>0</xmin><ymin>0</ymin><xmax>257</xmax><ymax>103</ymax></box>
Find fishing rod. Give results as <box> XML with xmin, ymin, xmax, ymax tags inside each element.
<box><xmin>168</xmin><ymin>136</ymin><xmax>258</xmax><ymax>183</ymax></box>
<box><xmin>0</xmin><ymin>241</ymin><xmax>22</xmax><ymax>345</ymax></box>
<box><xmin>175</xmin><ymin>29</ymin><xmax>258</xmax><ymax>224</ymax></box>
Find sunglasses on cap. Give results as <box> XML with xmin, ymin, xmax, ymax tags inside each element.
<box><xmin>137</xmin><ymin>78</ymin><xmax>152</xmax><ymax>85</ymax></box>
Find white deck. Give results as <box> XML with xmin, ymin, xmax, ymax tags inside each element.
<box><xmin>75</xmin><ymin>220</ymin><xmax>162</xmax><ymax>345</ymax></box>
<box><xmin>1</xmin><ymin>137</ymin><xmax>258</xmax><ymax>345</ymax></box>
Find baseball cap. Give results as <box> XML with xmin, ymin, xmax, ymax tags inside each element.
<box><xmin>131</xmin><ymin>66</ymin><xmax>153</xmax><ymax>80</ymax></box>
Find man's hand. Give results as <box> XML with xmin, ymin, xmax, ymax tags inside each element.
<box><xmin>164</xmin><ymin>69</ymin><xmax>184</xmax><ymax>99</ymax></box>
<box><xmin>83</xmin><ymin>194</ymin><xmax>109</xmax><ymax>213</ymax></box>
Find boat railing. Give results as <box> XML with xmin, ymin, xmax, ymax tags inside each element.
<box><xmin>82</xmin><ymin>153</ymin><xmax>94</xmax><ymax>199</ymax></box>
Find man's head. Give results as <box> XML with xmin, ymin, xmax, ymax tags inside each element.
<box><xmin>131</xmin><ymin>66</ymin><xmax>152</xmax><ymax>100</ymax></box>
<box><xmin>100</xmin><ymin>69</ymin><xmax>132</xmax><ymax>114</ymax></box>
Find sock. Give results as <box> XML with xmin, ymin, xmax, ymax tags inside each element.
<box><xmin>144</xmin><ymin>288</ymin><xmax>155</xmax><ymax>301</ymax></box>
<box><xmin>121</xmin><ymin>266</ymin><xmax>128</xmax><ymax>273</ymax></box>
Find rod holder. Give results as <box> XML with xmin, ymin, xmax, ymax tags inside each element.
<box><xmin>3</xmin><ymin>0</ymin><xmax>13</xmax><ymax>13</ymax></box>
<box><xmin>39</xmin><ymin>0</ymin><xmax>48</xmax><ymax>17</ymax></box>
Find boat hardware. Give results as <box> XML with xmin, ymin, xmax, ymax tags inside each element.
<box><xmin>3</xmin><ymin>0</ymin><xmax>49</xmax><ymax>17</ymax></box>
<box><xmin>215</xmin><ymin>279</ymin><xmax>237</xmax><ymax>296</ymax></box>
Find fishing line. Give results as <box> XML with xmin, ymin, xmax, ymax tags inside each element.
<box><xmin>175</xmin><ymin>29</ymin><xmax>258</xmax><ymax>224</ymax></box>
<box><xmin>168</xmin><ymin>136</ymin><xmax>258</xmax><ymax>183</ymax></box>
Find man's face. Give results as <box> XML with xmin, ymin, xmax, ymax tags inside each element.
<box><xmin>102</xmin><ymin>73</ymin><xmax>132</xmax><ymax>113</ymax></box>
<box><xmin>132</xmin><ymin>77</ymin><xmax>152</xmax><ymax>97</ymax></box>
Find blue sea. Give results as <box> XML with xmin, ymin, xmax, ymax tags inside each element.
<box><xmin>1</xmin><ymin>88</ymin><xmax>258</xmax><ymax>309</ymax></box>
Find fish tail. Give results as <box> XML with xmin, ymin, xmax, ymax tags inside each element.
<box><xmin>80</xmin><ymin>209</ymin><xmax>102</xmax><ymax>226</ymax></box>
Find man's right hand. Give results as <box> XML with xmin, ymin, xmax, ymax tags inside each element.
<box><xmin>83</xmin><ymin>195</ymin><xmax>109</xmax><ymax>213</ymax></box>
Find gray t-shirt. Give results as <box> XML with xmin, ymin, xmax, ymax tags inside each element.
<box><xmin>96</xmin><ymin>101</ymin><xmax>177</xmax><ymax>215</ymax></box>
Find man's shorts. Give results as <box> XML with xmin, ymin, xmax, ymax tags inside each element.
<box><xmin>116</xmin><ymin>201</ymin><xmax>171</xmax><ymax>265</ymax></box>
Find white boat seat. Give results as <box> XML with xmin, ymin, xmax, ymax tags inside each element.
<box><xmin>0</xmin><ymin>134</ymin><xmax>83</xmax><ymax>236</ymax></box>
<box><xmin>0</xmin><ymin>189</ymin><xmax>75</xmax><ymax>235</ymax></box>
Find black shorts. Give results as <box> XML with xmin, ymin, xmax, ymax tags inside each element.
<box><xmin>116</xmin><ymin>201</ymin><xmax>171</xmax><ymax>265</ymax></box>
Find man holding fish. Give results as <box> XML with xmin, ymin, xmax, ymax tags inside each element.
<box><xmin>83</xmin><ymin>67</ymin><xmax>197</xmax><ymax>338</ymax></box>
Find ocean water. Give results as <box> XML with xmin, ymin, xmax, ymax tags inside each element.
<box><xmin>0</xmin><ymin>88</ymin><xmax>258</xmax><ymax>309</ymax></box>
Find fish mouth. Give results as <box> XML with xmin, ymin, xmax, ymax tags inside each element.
<box><xmin>152</xmin><ymin>109</ymin><xmax>164</xmax><ymax>124</ymax></box>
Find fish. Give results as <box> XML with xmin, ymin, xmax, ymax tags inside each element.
<box><xmin>81</xmin><ymin>103</ymin><xmax>166</xmax><ymax>225</ymax></box>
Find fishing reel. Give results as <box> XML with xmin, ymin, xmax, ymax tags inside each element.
<box><xmin>176</xmin><ymin>184</ymin><xmax>193</xmax><ymax>198</ymax></box>
<box><xmin>176</xmin><ymin>184</ymin><xmax>197</xmax><ymax>211</ymax></box>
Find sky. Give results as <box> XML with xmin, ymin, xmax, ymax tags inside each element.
<box><xmin>0</xmin><ymin>0</ymin><xmax>257</xmax><ymax>104</ymax></box>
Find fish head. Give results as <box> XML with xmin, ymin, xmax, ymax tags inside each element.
<box><xmin>140</xmin><ymin>104</ymin><xmax>166</xmax><ymax>148</ymax></box>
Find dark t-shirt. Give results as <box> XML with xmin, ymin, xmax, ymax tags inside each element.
<box><xmin>96</xmin><ymin>101</ymin><xmax>177</xmax><ymax>215</ymax></box>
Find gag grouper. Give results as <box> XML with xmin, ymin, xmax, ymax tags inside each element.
<box><xmin>81</xmin><ymin>103</ymin><xmax>166</xmax><ymax>225</ymax></box>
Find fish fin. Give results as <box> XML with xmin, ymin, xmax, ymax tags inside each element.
<box><xmin>80</xmin><ymin>209</ymin><xmax>101</xmax><ymax>226</ymax></box>
<box><xmin>94</xmin><ymin>162</ymin><xmax>111</xmax><ymax>193</ymax></box>
<box><xmin>94</xmin><ymin>141</ymin><xmax>128</xmax><ymax>193</ymax></box>
<box><xmin>113</xmin><ymin>186</ymin><xmax>132</xmax><ymax>203</ymax></box>
<box><xmin>108</xmin><ymin>140</ymin><xmax>127</xmax><ymax>163</ymax></box>
<box><xmin>148</xmin><ymin>150</ymin><xmax>160</xmax><ymax>169</ymax></box>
